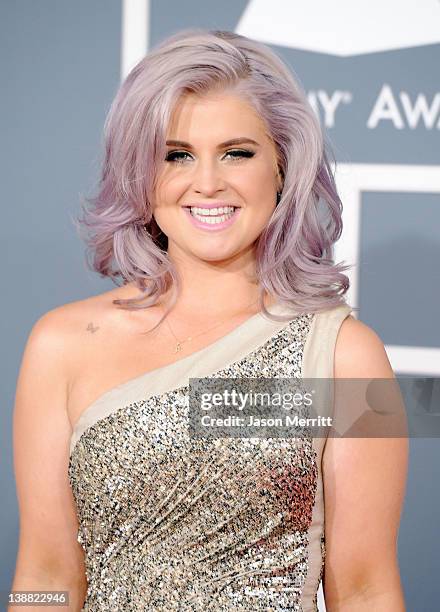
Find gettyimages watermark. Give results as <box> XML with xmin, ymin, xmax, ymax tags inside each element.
<box><xmin>188</xmin><ymin>377</ymin><xmax>440</xmax><ymax>438</ymax></box>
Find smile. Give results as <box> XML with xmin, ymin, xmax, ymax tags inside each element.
<box><xmin>183</xmin><ymin>206</ymin><xmax>240</xmax><ymax>231</ymax></box>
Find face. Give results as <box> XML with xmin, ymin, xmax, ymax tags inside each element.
<box><xmin>152</xmin><ymin>91</ymin><xmax>282</xmax><ymax>264</ymax></box>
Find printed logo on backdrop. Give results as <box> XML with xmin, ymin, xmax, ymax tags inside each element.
<box><xmin>237</xmin><ymin>0</ymin><xmax>440</xmax><ymax>377</ymax></box>
<box><xmin>236</xmin><ymin>0</ymin><xmax>440</xmax><ymax>142</ymax></box>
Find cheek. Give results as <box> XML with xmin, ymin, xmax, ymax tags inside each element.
<box><xmin>239</xmin><ymin>160</ymin><xmax>277</xmax><ymax>189</ymax></box>
<box><xmin>153</xmin><ymin>171</ymin><xmax>185</xmax><ymax>204</ymax></box>
<box><xmin>236</xmin><ymin>167</ymin><xmax>278</xmax><ymax>212</ymax></box>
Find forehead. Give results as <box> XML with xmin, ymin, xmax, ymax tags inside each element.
<box><xmin>166</xmin><ymin>91</ymin><xmax>271</xmax><ymax>142</ymax></box>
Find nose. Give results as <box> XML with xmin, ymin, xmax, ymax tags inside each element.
<box><xmin>192</xmin><ymin>157</ymin><xmax>226</xmax><ymax>196</ymax></box>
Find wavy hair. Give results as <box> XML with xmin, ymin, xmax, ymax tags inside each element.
<box><xmin>75</xmin><ymin>28</ymin><xmax>353</xmax><ymax>327</ymax></box>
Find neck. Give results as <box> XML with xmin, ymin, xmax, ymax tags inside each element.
<box><xmin>159</xmin><ymin>248</ymin><xmax>273</xmax><ymax>317</ymax></box>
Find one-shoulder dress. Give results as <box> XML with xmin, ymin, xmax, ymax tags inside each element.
<box><xmin>68</xmin><ymin>300</ymin><xmax>352</xmax><ymax>611</ymax></box>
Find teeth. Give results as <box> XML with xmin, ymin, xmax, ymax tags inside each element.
<box><xmin>189</xmin><ymin>207</ymin><xmax>237</xmax><ymax>224</ymax></box>
<box><xmin>192</xmin><ymin>213</ymin><xmax>235</xmax><ymax>224</ymax></box>
<box><xmin>189</xmin><ymin>206</ymin><xmax>236</xmax><ymax>216</ymax></box>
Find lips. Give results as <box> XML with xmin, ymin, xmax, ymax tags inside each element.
<box><xmin>182</xmin><ymin>205</ymin><xmax>241</xmax><ymax>231</ymax></box>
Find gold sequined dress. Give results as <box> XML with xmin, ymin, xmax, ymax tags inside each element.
<box><xmin>68</xmin><ymin>301</ymin><xmax>352</xmax><ymax>611</ymax></box>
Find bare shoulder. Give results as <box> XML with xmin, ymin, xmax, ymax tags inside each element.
<box><xmin>334</xmin><ymin>314</ymin><xmax>394</xmax><ymax>378</ymax></box>
<box><xmin>31</xmin><ymin>284</ymin><xmax>130</xmax><ymax>351</ymax></box>
<box><xmin>24</xmin><ymin>286</ymin><xmax>133</xmax><ymax>405</ymax></box>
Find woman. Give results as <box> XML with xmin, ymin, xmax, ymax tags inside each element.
<box><xmin>11</xmin><ymin>29</ymin><xmax>407</xmax><ymax>611</ymax></box>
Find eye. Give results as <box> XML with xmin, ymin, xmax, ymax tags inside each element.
<box><xmin>165</xmin><ymin>150</ymin><xmax>193</xmax><ymax>163</ymax></box>
<box><xmin>224</xmin><ymin>149</ymin><xmax>255</xmax><ymax>160</ymax></box>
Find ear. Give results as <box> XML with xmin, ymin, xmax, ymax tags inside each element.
<box><xmin>276</xmin><ymin>164</ymin><xmax>285</xmax><ymax>191</ymax></box>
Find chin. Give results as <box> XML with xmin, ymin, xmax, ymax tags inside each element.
<box><xmin>190</xmin><ymin>249</ymin><xmax>241</xmax><ymax>263</ymax></box>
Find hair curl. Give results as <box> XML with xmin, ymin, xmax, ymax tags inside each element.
<box><xmin>74</xmin><ymin>28</ymin><xmax>353</xmax><ymax>328</ymax></box>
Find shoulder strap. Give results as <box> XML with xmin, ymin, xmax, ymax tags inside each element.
<box><xmin>302</xmin><ymin>303</ymin><xmax>353</xmax><ymax>379</ymax></box>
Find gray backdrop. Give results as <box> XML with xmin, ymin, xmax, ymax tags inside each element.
<box><xmin>2</xmin><ymin>1</ymin><xmax>439</xmax><ymax>610</ymax></box>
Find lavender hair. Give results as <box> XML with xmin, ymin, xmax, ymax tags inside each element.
<box><xmin>74</xmin><ymin>28</ymin><xmax>353</xmax><ymax>329</ymax></box>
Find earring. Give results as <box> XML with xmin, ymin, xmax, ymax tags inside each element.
<box><xmin>276</xmin><ymin>191</ymin><xmax>281</xmax><ymax>206</ymax></box>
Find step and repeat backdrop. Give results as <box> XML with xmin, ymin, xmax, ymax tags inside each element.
<box><xmin>2</xmin><ymin>1</ymin><xmax>439</xmax><ymax>609</ymax></box>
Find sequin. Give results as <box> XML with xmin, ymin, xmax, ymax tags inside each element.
<box><xmin>68</xmin><ymin>312</ymin><xmax>325</xmax><ymax>611</ymax></box>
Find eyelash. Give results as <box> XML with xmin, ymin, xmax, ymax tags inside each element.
<box><xmin>165</xmin><ymin>149</ymin><xmax>255</xmax><ymax>163</ymax></box>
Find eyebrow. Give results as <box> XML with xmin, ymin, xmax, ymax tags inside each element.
<box><xmin>165</xmin><ymin>137</ymin><xmax>260</xmax><ymax>148</ymax></box>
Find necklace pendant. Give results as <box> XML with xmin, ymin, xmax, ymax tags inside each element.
<box><xmin>175</xmin><ymin>342</ymin><xmax>182</xmax><ymax>353</ymax></box>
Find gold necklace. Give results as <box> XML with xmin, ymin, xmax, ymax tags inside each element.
<box><xmin>164</xmin><ymin>298</ymin><xmax>260</xmax><ymax>353</ymax></box>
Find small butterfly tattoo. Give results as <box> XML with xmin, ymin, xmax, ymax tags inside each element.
<box><xmin>86</xmin><ymin>322</ymin><xmax>99</xmax><ymax>334</ymax></box>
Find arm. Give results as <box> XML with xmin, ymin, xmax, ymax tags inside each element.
<box><xmin>9</xmin><ymin>308</ymin><xmax>87</xmax><ymax>611</ymax></box>
<box><xmin>322</xmin><ymin>316</ymin><xmax>408</xmax><ymax>611</ymax></box>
